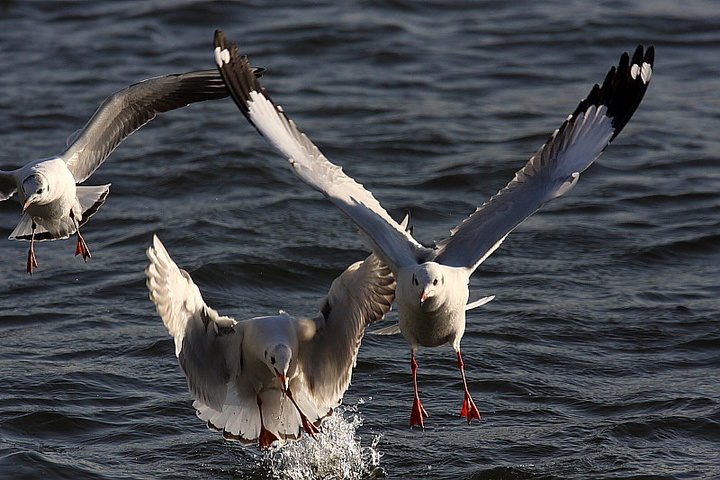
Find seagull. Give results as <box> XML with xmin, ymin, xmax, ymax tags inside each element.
<box><xmin>0</xmin><ymin>67</ymin><xmax>258</xmax><ymax>273</ymax></box>
<box><xmin>146</xmin><ymin>235</ymin><xmax>395</xmax><ymax>449</ymax></box>
<box><xmin>213</xmin><ymin>30</ymin><xmax>654</xmax><ymax>428</ymax></box>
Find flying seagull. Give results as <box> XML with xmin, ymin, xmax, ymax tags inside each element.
<box><xmin>213</xmin><ymin>30</ymin><xmax>654</xmax><ymax>428</ymax></box>
<box><xmin>146</xmin><ymin>235</ymin><xmax>394</xmax><ymax>449</ymax></box>
<box><xmin>0</xmin><ymin>67</ymin><xmax>261</xmax><ymax>273</ymax></box>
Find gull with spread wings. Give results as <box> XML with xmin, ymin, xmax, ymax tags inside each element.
<box><xmin>214</xmin><ymin>30</ymin><xmax>654</xmax><ymax>428</ymax></box>
<box><xmin>0</xmin><ymin>67</ymin><xmax>262</xmax><ymax>273</ymax></box>
<box><xmin>146</xmin><ymin>235</ymin><xmax>394</xmax><ymax>449</ymax></box>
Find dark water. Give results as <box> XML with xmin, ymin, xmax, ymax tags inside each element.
<box><xmin>1</xmin><ymin>1</ymin><xmax>719</xmax><ymax>479</ymax></box>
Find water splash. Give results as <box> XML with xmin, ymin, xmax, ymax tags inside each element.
<box><xmin>262</xmin><ymin>403</ymin><xmax>383</xmax><ymax>479</ymax></box>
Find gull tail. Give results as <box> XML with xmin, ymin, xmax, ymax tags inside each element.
<box><xmin>195</xmin><ymin>383</ymin><xmax>264</xmax><ymax>446</ymax></box>
<box><xmin>9</xmin><ymin>184</ymin><xmax>110</xmax><ymax>241</ymax></box>
<box><xmin>196</xmin><ymin>382</ymin><xmax>329</xmax><ymax>447</ymax></box>
<box><xmin>8</xmin><ymin>214</ymin><xmax>50</xmax><ymax>241</ymax></box>
<box><xmin>466</xmin><ymin>295</ymin><xmax>495</xmax><ymax>311</ymax></box>
<box><xmin>369</xmin><ymin>323</ymin><xmax>402</xmax><ymax>335</ymax></box>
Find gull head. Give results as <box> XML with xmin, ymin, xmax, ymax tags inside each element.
<box><xmin>265</xmin><ymin>343</ymin><xmax>292</xmax><ymax>391</ymax></box>
<box><xmin>412</xmin><ymin>262</ymin><xmax>446</xmax><ymax>310</ymax></box>
<box><xmin>21</xmin><ymin>173</ymin><xmax>50</xmax><ymax>211</ymax></box>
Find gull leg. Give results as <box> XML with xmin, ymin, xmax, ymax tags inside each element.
<box><xmin>256</xmin><ymin>394</ymin><xmax>278</xmax><ymax>450</ymax></box>
<box><xmin>26</xmin><ymin>220</ymin><xmax>39</xmax><ymax>274</ymax></box>
<box><xmin>457</xmin><ymin>351</ymin><xmax>481</xmax><ymax>424</ymax></box>
<box><xmin>285</xmin><ymin>388</ymin><xmax>320</xmax><ymax>438</ymax></box>
<box><xmin>410</xmin><ymin>351</ymin><xmax>428</xmax><ymax>428</ymax></box>
<box><xmin>70</xmin><ymin>211</ymin><xmax>91</xmax><ymax>262</ymax></box>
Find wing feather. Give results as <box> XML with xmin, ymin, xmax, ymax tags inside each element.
<box><xmin>61</xmin><ymin>69</ymin><xmax>231</xmax><ymax>183</ymax></box>
<box><xmin>214</xmin><ymin>30</ymin><xmax>431</xmax><ymax>271</ymax></box>
<box><xmin>300</xmin><ymin>253</ymin><xmax>395</xmax><ymax>407</ymax></box>
<box><xmin>146</xmin><ymin>235</ymin><xmax>242</xmax><ymax>412</ymax></box>
<box><xmin>434</xmin><ymin>46</ymin><xmax>655</xmax><ymax>270</ymax></box>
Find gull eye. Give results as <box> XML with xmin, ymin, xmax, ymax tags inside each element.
<box><xmin>270</xmin><ymin>355</ymin><xmax>276</xmax><ymax>365</ymax></box>
<box><xmin>433</xmin><ymin>279</ymin><xmax>438</xmax><ymax>286</ymax></box>
<box><xmin>37</xmin><ymin>188</ymin><xmax>44</xmax><ymax>195</ymax></box>
<box><xmin>413</xmin><ymin>276</ymin><xmax>418</xmax><ymax>286</ymax></box>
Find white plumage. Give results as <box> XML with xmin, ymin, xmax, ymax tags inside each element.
<box><xmin>146</xmin><ymin>235</ymin><xmax>394</xmax><ymax>448</ymax></box>
<box><xmin>0</xmin><ymin>68</ymin><xmax>233</xmax><ymax>273</ymax></box>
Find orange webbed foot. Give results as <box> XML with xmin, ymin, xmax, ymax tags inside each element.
<box><xmin>258</xmin><ymin>425</ymin><xmax>279</xmax><ymax>450</ymax></box>
<box><xmin>460</xmin><ymin>392</ymin><xmax>481</xmax><ymax>424</ymax></box>
<box><xmin>75</xmin><ymin>233</ymin><xmax>91</xmax><ymax>262</ymax></box>
<box><xmin>410</xmin><ymin>396</ymin><xmax>429</xmax><ymax>428</ymax></box>
<box><xmin>301</xmin><ymin>414</ymin><xmax>320</xmax><ymax>438</ymax></box>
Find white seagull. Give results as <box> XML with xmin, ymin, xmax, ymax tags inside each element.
<box><xmin>146</xmin><ymin>235</ymin><xmax>395</xmax><ymax>449</ymax></box>
<box><xmin>0</xmin><ymin>68</ymin><xmax>251</xmax><ymax>273</ymax></box>
<box><xmin>214</xmin><ymin>30</ymin><xmax>654</xmax><ymax>428</ymax></box>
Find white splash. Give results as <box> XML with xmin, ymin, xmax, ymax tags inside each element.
<box><xmin>262</xmin><ymin>404</ymin><xmax>383</xmax><ymax>479</ymax></box>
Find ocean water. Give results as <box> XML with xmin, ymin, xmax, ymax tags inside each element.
<box><xmin>1</xmin><ymin>1</ymin><xmax>718</xmax><ymax>479</ymax></box>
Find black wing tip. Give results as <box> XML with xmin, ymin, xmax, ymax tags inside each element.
<box><xmin>571</xmin><ymin>44</ymin><xmax>654</xmax><ymax>143</ymax></box>
<box><xmin>214</xmin><ymin>30</ymin><xmax>259</xmax><ymax>116</ymax></box>
<box><xmin>124</xmin><ymin>68</ymin><xmax>231</xmax><ymax>105</ymax></box>
<box><xmin>634</xmin><ymin>44</ymin><xmax>655</xmax><ymax>68</ymax></box>
<box><xmin>214</xmin><ymin>30</ymin><xmax>276</xmax><ymax>134</ymax></box>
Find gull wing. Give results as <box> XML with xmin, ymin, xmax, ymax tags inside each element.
<box><xmin>60</xmin><ymin>69</ymin><xmax>230</xmax><ymax>183</ymax></box>
<box><xmin>214</xmin><ymin>30</ymin><xmax>431</xmax><ymax>272</ymax></box>
<box><xmin>299</xmin><ymin>253</ymin><xmax>395</xmax><ymax>408</ymax></box>
<box><xmin>434</xmin><ymin>46</ymin><xmax>654</xmax><ymax>271</ymax></box>
<box><xmin>0</xmin><ymin>171</ymin><xmax>17</xmax><ymax>201</ymax></box>
<box><xmin>146</xmin><ymin>235</ymin><xmax>242</xmax><ymax>412</ymax></box>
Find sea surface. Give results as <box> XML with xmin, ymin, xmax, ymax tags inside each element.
<box><xmin>0</xmin><ymin>1</ymin><xmax>718</xmax><ymax>479</ymax></box>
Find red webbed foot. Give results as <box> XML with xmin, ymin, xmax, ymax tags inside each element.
<box><xmin>256</xmin><ymin>394</ymin><xmax>278</xmax><ymax>450</ymax></box>
<box><xmin>258</xmin><ymin>425</ymin><xmax>279</xmax><ymax>450</ymax></box>
<box><xmin>460</xmin><ymin>391</ymin><xmax>481</xmax><ymax>424</ymax></box>
<box><xmin>410</xmin><ymin>396</ymin><xmax>429</xmax><ymax>428</ymax></box>
<box><xmin>75</xmin><ymin>232</ymin><xmax>91</xmax><ymax>262</ymax></box>
<box><xmin>301</xmin><ymin>414</ymin><xmax>320</xmax><ymax>438</ymax></box>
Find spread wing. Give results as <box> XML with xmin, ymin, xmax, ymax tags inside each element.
<box><xmin>434</xmin><ymin>46</ymin><xmax>654</xmax><ymax>271</ymax></box>
<box><xmin>146</xmin><ymin>235</ymin><xmax>242</xmax><ymax>412</ymax></box>
<box><xmin>214</xmin><ymin>30</ymin><xmax>432</xmax><ymax>272</ymax></box>
<box><xmin>60</xmin><ymin>69</ymin><xmax>230</xmax><ymax>183</ymax></box>
<box><xmin>300</xmin><ymin>253</ymin><xmax>395</xmax><ymax>408</ymax></box>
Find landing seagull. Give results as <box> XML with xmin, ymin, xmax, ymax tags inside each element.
<box><xmin>0</xmin><ymin>67</ymin><xmax>258</xmax><ymax>273</ymax></box>
<box><xmin>146</xmin><ymin>235</ymin><xmax>394</xmax><ymax>449</ymax></box>
<box><xmin>214</xmin><ymin>30</ymin><xmax>654</xmax><ymax>428</ymax></box>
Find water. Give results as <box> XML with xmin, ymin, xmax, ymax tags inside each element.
<box><xmin>1</xmin><ymin>1</ymin><xmax>718</xmax><ymax>478</ymax></box>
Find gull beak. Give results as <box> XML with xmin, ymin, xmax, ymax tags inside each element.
<box><xmin>275</xmin><ymin>369</ymin><xmax>289</xmax><ymax>392</ymax></box>
<box><xmin>420</xmin><ymin>291</ymin><xmax>428</xmax><ymax>306</ymax></box>
<box><xmin>23</xmin><ymin>198</ymin><xmax>35</xmax><ymax>212</ymax></box>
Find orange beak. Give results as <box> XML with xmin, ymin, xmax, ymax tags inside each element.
<box><xmin>420</xmin><ymin>291</ymin><xmax>428</xmax><ymax>305</ymax></box>
<box><xmin>275</xmin><ymin>368</ymin><xmax>289</xmax><ymax>392</ymax></box>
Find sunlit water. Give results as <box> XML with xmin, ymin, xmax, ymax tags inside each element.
<box><xmin>1</xmin><ymin>1</ymin><xmax>719</xmax><ymax>479</ymax></box>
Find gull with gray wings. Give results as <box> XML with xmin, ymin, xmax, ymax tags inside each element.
<box><xmin>0</xmin><ymin>67</ymin><xmax>261</xmax><ymax>273</ymax></box>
